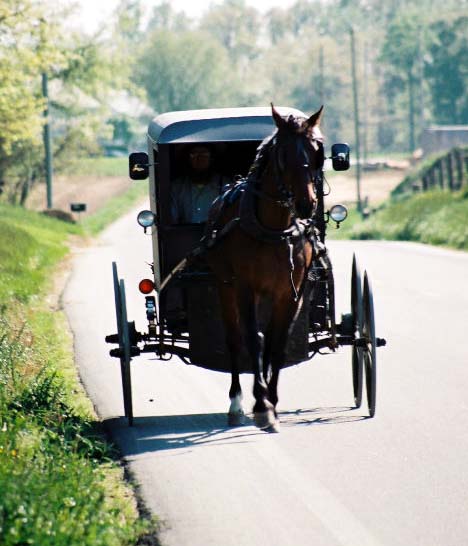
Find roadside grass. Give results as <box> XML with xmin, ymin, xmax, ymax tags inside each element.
<box><xmin>0</xmin><ymin>204</ymin><xmax>152</xmax><ymax>545</ymax></box>
<box><xmin>62</xmin><ymin>157</ymin><xmax>128</xmax><ymax>177</ymax></box>
<box><xmin>0</xmin><ymin>205</ymin><xmax>82</xmax><ymax>303</ymax></box>
<box><xmin>329</xmin><ymin>186</ymin><xmax>468</xmax><ymax>250</ymax></box>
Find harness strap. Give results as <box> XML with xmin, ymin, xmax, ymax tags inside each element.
<box><xmin>201</xmin><ymin>216</ymin><xmax>240</xmax><ymax>249</ymax></box>
<box><xmin>287</xmin><ymin>238</ymin><xmax>299</xmax><ymax>302</ymax></box>
<box><xmin>239</xmin><ymin>186</ymin><xmax>312</xmax><ymax>244</ymax></box>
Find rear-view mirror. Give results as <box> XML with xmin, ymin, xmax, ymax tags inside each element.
<box><xmin>331</xmin><ymin>143</ymin><xmax>350</xmax><ymax>171</ymax></box>
<box><xmin>129</xmin><ymin>152</ymin><xmax>149</xmax><ymax>180</ymax></box>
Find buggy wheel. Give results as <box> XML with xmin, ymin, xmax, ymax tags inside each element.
<box><xmin>363</xmin><ymin>271</ymin><xmax>377</xmax><ymax>418</ymax></box>
<box><xmin>351</xmin><ymin>254</ymin><xmax>364</xmax><ymax>408</ymax></box>
<box><xmin>112</xmin><ymin>262</ymin><xmax>134</xmax><ymax>426</ymax></box>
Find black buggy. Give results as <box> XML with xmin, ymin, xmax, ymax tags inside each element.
<box><xmin>106</xmin><ymin>106</ymin><xmax>386</xmax><ymax>425</ymax></box>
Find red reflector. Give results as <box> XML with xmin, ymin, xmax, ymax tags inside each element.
<box><xmin>138</xmin><ymin>279</ymin><xmax>155</xmax><ymax>294</ymax></box>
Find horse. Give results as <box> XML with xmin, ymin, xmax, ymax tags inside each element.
<box><xmin>205</xmin><ymin>105</ymin><xmax>325</xmax><ymax>432</ymax></box>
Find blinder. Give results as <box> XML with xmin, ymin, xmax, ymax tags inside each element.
<box><xmin>269</xmin><ymin>132</ymin><xmax>323</xmax><ymax>213</ymax></box>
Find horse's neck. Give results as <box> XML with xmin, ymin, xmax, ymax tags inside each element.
<box><xmin>257</xmin><ymin>166</ymin><xmax>292</xmax><ymax>230</ymax></box>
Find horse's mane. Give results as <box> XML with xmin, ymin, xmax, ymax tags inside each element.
<box><xmin>246</xmin><ymin>133</ymin><xmax>276</xmax><ymax>186</ymax></box>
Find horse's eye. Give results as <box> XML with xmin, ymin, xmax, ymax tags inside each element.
<box><xmin>303</xmin><ymin>163</ymin><xmax>309</xmax><ymax>168</ymax></box>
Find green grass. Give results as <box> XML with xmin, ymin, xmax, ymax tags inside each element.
<box><xmin>330</xmin><ymin>186</ymin><xmax>468</xmax><ymax>250</ymax></box>
<box><xmin>62</xmin><ymin>157</ymin><xmax>128</xmax><ymax>177</ymax></box>
<box><xmin>82</xmin><ymin>181</ymin><xmax>148</xmax><ymax>235</ymax></box>
<box><xmin>0</xmin><ymin>204</ymin><xmax>152</xmax><ymax>545</ymax></box>
<box><xmin>0</xmin><ymin>205</ymin><xmax>82</xmax><ymax>303</ymax></box>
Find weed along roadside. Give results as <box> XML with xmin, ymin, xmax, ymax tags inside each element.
<box><xmin>0</xmin><ymin>202</ymin><xmax>156</xmax><ymax>545</ymax></box>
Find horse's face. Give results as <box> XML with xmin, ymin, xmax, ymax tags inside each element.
<box><xmin>272</xmin><ymin>106</ymin><xmax>324</xmax><ymax>219</ymax></box>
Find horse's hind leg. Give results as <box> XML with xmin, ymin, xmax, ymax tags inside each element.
<box><xmin>218</xmin><ymin>283</ymin><xmax>245</xmax><ymax>426</ymax></box>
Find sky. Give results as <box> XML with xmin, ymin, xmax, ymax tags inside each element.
<box><xmin>68</xmin><ymin>0</ymin><xmax>296</xmax><ymax>33</ymax></box>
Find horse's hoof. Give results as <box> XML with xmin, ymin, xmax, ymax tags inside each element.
<box><xmin>254</xmin><ymin>409</ymin><xmax>276</xmax><ymax>430</ymax></box>
<box><xmin>228</xmin><ymin>411</ymin><xmax>245</xmax><ymax>427</ymax></box>
<box><xmin>265</xmin><ymin>420</ymin><xmax>281</xmax><ymax>433</ymax></box>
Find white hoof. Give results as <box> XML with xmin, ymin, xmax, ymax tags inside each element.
<box><xmin>228</xmin><ymin>394</ymin><xmax>245</xmax><ymax>426</ymax></box>
<box><xmin>254</xmin><ymin>408</ymin><xmax>276</xmax><ymax>430</ymax></box>
<box><xmin>228</xmin><ymin>410</ymin><xmax>246</xmax><ymax>427</ymax></box>
<box><xmin>265</xmin><ymin>420</ymin><xmax>281</xmax><ymax>433</ymax></box>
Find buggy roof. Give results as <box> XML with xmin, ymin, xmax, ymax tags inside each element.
<box><xmin>148</xmin><ymin>106</ymin><xmax>307</xmax><ymax>144</ymax></box>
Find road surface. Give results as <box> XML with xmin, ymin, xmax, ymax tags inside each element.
<box><xmin>64</xmin><ymin>206</ymin><xmax>468</xmax><ymax>546</ymax></box>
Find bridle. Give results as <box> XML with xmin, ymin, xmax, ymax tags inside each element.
<box><xmin>249</xmin><ymin>131</ymin><xmax>324</xmax><ymax>216</ymax></box>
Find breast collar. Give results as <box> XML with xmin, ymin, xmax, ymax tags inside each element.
<box><xmin>239</xmin><ymin>185</ymin><xmax>314</xmax><ymax>244</ymax></box>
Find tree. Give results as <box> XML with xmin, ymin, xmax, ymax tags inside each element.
<box><xmin>146</xmin><ymin>1</ymin><xmax>190</xmax><ymax>32</ymax></box>
<box><xmin>380</xmin><ymin>12</ymin><xmax>425</xmax><ymax>151</ymax></box>
<box><xmin>424</xmin><ymin>16</ymin><xmax>468</xmax><ymax>124</ymax></box>
<box><xmin>0</xmin><ymin>1</ymin><xmax>62</xmax><ymax>204</ymax></box>
<box><xmin>0</xmin><ymin>1</ymin><xmax>129</xmax><ymax>205</ymax></box>
<box><xmin>135</xmin><ymin>30</ymin><xmax>242</xmax><ymax>113</ymax></box>
<box><xmin>200</xmin><ymin>0</ymin><xmax>260</xmax><ymax>66</ymax></box>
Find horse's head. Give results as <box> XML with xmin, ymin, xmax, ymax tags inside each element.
<box><xmin>270</xmin><ymin>105</ymin><xmax>325</xmax><ymax>219</ymax></box>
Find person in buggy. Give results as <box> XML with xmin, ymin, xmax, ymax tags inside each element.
<box><xmin>167</xmin><ymin>143</ymin><xmax>233</xmax><ymax>332</ymax></box>
<box><xmin>171</xmin><ymin>144</ymin><xmax>232</xmax><ymax>224</ymax></box>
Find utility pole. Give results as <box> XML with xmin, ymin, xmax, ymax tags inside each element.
<box><xmin>362</xmin><ymin>40</ymin><xmax>369</xmax><ymax>164</ymax></box>
<box><xmin>350</xmin><ymin>27</ymin><xmax>362</xmax><ymax>213</ymax></box>
<box><xmin>42</xmin><ymin>71</ymin><xmax>53</xmax><ymax>209</ymax></box>
<box><xmin>318</xmin><ymin>43</ymin><xmax>324</xmax><ymax>105</ymax></box>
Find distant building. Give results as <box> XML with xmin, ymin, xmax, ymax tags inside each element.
<box><xmin>420</xmin><ymin>126</ymin><xmax>468</xmax><ymax>156</ymax></box>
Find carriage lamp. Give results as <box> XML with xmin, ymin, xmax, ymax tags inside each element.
<box><xmin>137</xmin><ymin>210</ymin><xmax>156</xmax><ymax>233</ymax></box>
<box><xmin>139</xmin><ymin>278</ymin><xmax>155</xmax><ymax>294</ymax></box>
<box><xmin>329</xmin><ymin>204</ymin><xmax>348</xmax><ymax>227</ymax></box>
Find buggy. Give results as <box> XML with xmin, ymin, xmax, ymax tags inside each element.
<box><xmin>106</xmin><ymin>106</ymin><xmax>386</xmax><ymax>426</ymax></box>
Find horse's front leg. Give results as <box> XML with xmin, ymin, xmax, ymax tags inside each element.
<box><xmin>217</xmin><ymin>283</ymin><xmax>245</xmax><ymax>426</ymax></box>
<box><xmin>266</xmin><ymin>295</ymin><xmax>302</xmax><ymax>430</ymax></box>
<box><xmin>238</xmin><ymin>287</ymin><xmax>276</xmax><ymax>430</ymax></box>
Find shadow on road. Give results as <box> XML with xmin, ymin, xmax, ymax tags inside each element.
<box><xmin>278</xmin><ymin>406</ymin><xmax>368</xmax><ymax>427</ymax></box>
<box><xmin>105</xmin><ymin>406</ymin><xmax>367</xmax><ymax>457</ymax></box>
<box><xmin>105</xmin><ymin>412</ymin><xmax>263</xmax><ymax>456</ymax></box>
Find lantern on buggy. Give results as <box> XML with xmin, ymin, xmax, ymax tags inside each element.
<box><xmin>137</xmin><ymin>210</ymin><xmax>156</xmax><ymax>233</ymax></box>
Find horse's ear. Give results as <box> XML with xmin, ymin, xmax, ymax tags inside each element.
<box><xmin>271</xmin><ymin>103</ymin><xmax>287</xmax><ymax>130</ymax></box>
<box><xmin>306</xmin><ymin>105</ymin><xmax>324</xmax><ymax>128</ymax></box>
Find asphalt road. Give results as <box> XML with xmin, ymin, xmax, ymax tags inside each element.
<box><xmin>64</xmin><ymin>206</ymin><xmax>468</xmax><ymax>546</ymax></box>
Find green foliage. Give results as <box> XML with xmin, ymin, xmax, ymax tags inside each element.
<box><xmin>136</xmin><ymin>29</ymin><xmax>242</xmax><ymax>112</ymax></box>
<box><xmin>391</xmin><ymin>146</ymin><xmax>468</xmax><ymax>197</ymax></box>
<box><xmin>0</xmin><ymin>316</ymin><xmax>144</xmax><ymax>546</ymax></box>
<box><xmin>0</xmin><ymin>205</ymin><xmax>80</xmax><ymax>304</ymax></box>
<box><xmin>334</xmin><ymin>188</ymin><xmax>468</xmax><ymax>250</ymax></box>
<box><xmin>0</xmin><ymin>203</ymin><xmax>149</xmax><ymax>544</ymax></box>
<box><xmin>0</xmin><ymin>2</ymin><xmax>131</xmax><ymax>205</ymax></box>
<box><xmin>61</xmin><ymin>157</ymin><xmax>128</xmax><ymax>177</ymax></box>
<box><xmin>380</xmin><ymin>11</ymin><xmax>422</xmax><ymax>75</ymax></box>
<box><xmin>425</xmin><ymin>16</ymin><xmax>468</xmax><ymax>124</ymax></box>
<box><xmin>82</xmin><ymin>181</ymin><xmax>148</xmax><ymax>235</ymax></box>
<box><xmin>199</xmin><ymin>0</ymin><xmax>261</xmax><ymax>63</ymax></box>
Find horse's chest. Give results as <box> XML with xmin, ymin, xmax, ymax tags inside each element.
<box><xmin>241</xmin><ymin>241</ymin><xmax>308</xmax><ymax>289</ymax></box>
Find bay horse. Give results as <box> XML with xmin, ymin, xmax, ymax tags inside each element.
<box><xmin>205</xmin><ymin>105</ymin><xmax>325</xmax><ymax>432</ymax></box>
